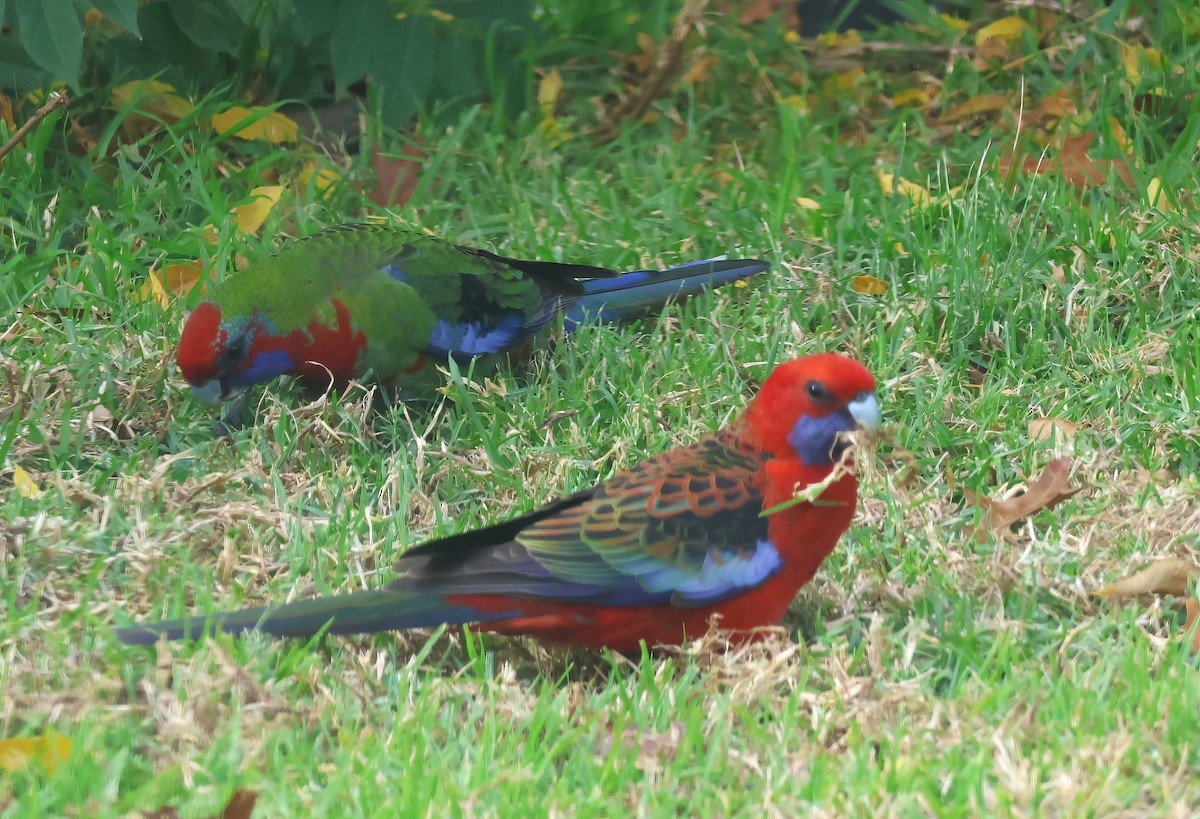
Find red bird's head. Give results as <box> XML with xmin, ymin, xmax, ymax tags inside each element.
<box><xmin>176</xmin><ymin>302</ymin><xmax>296</xmax><ymax>404</ymax></box>
<box><xmin>744</xmin><ymin>353</ymin><xmax>880</xmax><ymax>464</ymax></box>
<box><xmin>177</xmin><ymin>298</ymin><xmax>369</xmax><ymax>404</ymax></box>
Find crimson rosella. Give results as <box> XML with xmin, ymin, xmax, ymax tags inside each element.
<box><xmin>176</xmin><ymin>223</ymin><xmax>768</xmax><ymax>405</ymax></box>
<box><xmin>118</xmin><ymin>353</ymin><xmax>879</xmax><ymax>651</ymax></box>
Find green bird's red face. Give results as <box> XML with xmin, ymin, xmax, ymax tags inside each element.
<box><xmin>177</xmin><ymin>300</ymin><xmax>369</xmax><ymax>403</ymax></box>
<box><xmin>746</xmin><ymin>353</ymin><xmax>880</xmax><ymax>464</ymax></box>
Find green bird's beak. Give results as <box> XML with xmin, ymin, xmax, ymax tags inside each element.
<box><xmin>848</xmin><ymin>391</ymin><xmax>881</xmax><ymax>431</ymax></box>
<box><xmin>190</xmin><ymin>379</ymin><xmax>226</xmax><ymax>405</ymax></box>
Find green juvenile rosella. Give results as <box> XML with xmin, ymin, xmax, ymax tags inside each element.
<box><xmin>176</xmin><ymin>223</ymin><xmax>768</xmax><ymax>404</ymax></box>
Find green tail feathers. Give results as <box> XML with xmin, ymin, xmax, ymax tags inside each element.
<box><xmin>115</xmin><ymin>589</ymin><xmax>507</xmax><ymax>644</ymax></box>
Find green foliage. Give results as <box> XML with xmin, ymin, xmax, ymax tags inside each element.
<box><xmin>0</xmin><ymin>0</ymin><xmax>545</xmax><ymax>128</ymax></box>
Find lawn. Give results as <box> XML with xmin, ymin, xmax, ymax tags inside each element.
<box><xmin>2</xmin><ymin>2</ymin><xmax>1199</xmax><ymax>816</ymax></box>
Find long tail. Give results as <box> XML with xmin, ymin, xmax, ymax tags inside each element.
<box><xmin>115</xmin><ymin>589</ymin><xmax>513</xmax><ymax>645</ymax></box>
<box><xmin>563</xmin><ymin>257</ymin><xmax>768</xmax><ymax>331</ymax></box>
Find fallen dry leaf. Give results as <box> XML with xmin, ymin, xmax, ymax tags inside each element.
<box><xmin>1027</xmin><ymin>417</ymin><xmax>1079</xmax><ymax>445</ymax></box>
<box><xmin>0</xmin><ymin>732</ymin><xmax>71</xmax><ymax>772</ymax></box>
<box><xmin>217</xmin><ymin>788</ymin><xmax>259</xmax><ymax>819</ymax></box>
<box><xmin>11</xmin><ymin>464</ymin><xmax>42</xmax><ymax>498</ymax></box>
<box><xmin>1186</xmin><ymin>600</ymin><xmax>1200</xmax><ymax>653</ymax></box>
<box><xmin>367</xmin><ymin>142</ymin><xmax>427</xmax><ymax>208</ymax></box>
<box><xmin>232</xmin><ymin>186</ymin><xmax>284</xmax><ymax>234</ymax></box>
<box><xmin>1001</xmin><ymin>132</ymin><xmax>1134</xmax><ymax>192</ymax></box>
<box><xmin>851</xmin><ymin>275</ymin><xmax>888</xmax><ymax>296</ymax></box>
<box><xmin>942</xmin><ymin>93</ymin><xmax>1008</xmax><ymax>123</ymax></box>
<box><xmin>111</xmin><ymin>80</ymin><xmax>193</xmax><ymax>121</ymax></box>
<box><xmin>975</xmin><ymin>16</ymin><xmax>1030</xmax><ymax>46</ymax></box>
<box><xmin>1093</xmin><ymin>557</ymin><xmax>1198</xmax><ymax>599</ymax></box>
<box><xmin>211</xmin><ymin>106</ymin><xmax>299</xmax><ymax>143</ymax></box>
<box><xmin>598</xmin><ymin>721</ymin><xmax>684</xmax><ymax>773</ymax></box>
<box><xmin>138</xmin><ymin>261</ymin><xmax>210</xmax><ymax>308</ymax></box>
<box><xmin>968</xmin><ymin>456</ymin><xmax>1082</xmax><ymax>543</ymax></box>
<box><xmin>144</xmin><ymin>787</ymin><xmax>259</xmax><ymax>819</ymax></box>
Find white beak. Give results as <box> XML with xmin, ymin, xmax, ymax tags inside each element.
<box><xmin>848</xmin><ymin>391</ymin><xmax>881</xmax><ymax>431</ymax></box>
<box><xmin>189</xmin><ymin>379</ymin><xmax>225</xmax><ymax>405</ymax></box>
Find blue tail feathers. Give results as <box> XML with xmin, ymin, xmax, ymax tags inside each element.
<box><xmin>563</xmin><ymin>257</ymin><xmax>768</xmax><ymax>331</ymax></box>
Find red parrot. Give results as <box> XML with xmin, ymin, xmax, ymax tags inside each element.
<box><xmin>117</xmin><ymin>353</ymin><xmax>879</xmax><ymax>651</ymax></box>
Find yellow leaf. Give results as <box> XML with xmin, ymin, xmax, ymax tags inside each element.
<box><xmin>537</xmin><ymin>68</ymin><xmax>563</xmax><ymax>112</ymax></box>
<box><xmin>297</xmin><ymin>163</ymin><xmax>342</xmax><ymax>197</ymax></box>
<box><xmin>137</xmin><ymin>261</ymin><xmax>208</xmax><ymax>307</ymax></box>
<box><xmin>232</xmin><ymin>186</ymin><xmax>284</xmax><ymax>234</ymax></box>
<box><xmin>0</xmin><ymin>733</ymin><xmax>71</xmax><ymax>772</ymax></box>
<box><xmin>852</xmin><ymin>275</ymin><xmax>888</xmax><ymax>296</ymax></box>
<box><xmin>12</xmin><ymin>465</ymin><xmax>42</xmax><ymax>498</ymax></box>
<box><xmin>876</xmin><ymin>170</ymin><xmax>896</xmax><ymax>195</ymax></box>
<box><xmin>783</xmin><ymin>30</ymin><xmax>801</xmax><ymax>44</ymax></box>
<box><xmin>835</xmin><ymin>67</ymin><xmax>862</xmax><ymax>91</ymax></box>
<box><xmin>140</xmin><ymin>270</ymin><xmax>168</xmax><ymax>309</ymax></box>
<box><xmin>795</xmin><ymin>196</ymin><xmax>820</xmax><ymax>211</ymax></box>
<box><xmin>1109</xmin><ymin>117</ymin><xmax>1132</xmax><ymax>155</ymax></box>
<box><xmin>430</xmin><ymin>9</ymin><xmax>453</xmax><ymax>21</ymax></box>
<box><xmin>940</xmin><ymin>13</ymin><xmax>970</xmax><ymax>32</ymax></box>
<box><xmin>1146</xmin><ymin>177</ymin><xmax>1171</xmax><ymax>212</ymax></box>
<box><xmin>896</xmin><ymin>178</ymin><xmax>931</xmax><ymax>207</ymax></box>
<box><xmin>975</xmin><ymin>16</ymin><xmax>1030</xmax><ymax>46</ymax></box>
<box><xmin>942</xmin><ymin>94</ymin><xmax>1008</xmax><ymax>122</ymax></box>
<box><xmin>211</xmin><ymin>106</ymin><xmax>299</xmax><ymax>143</ymax></box>
<box><xmin>1121</xmin><ymin>44</ymin><xmax>1163</xmax><ymax>85</ymax></box>
<box><xmin>818</xmin><ymin>30</ymin><xmax>862</xmax><ymax>49</ymax></box>
<box><xmin>110</xmin><ymin>80</ymin><xmax>193</xmax><ymax>121</ymax></box>
<box><xmin>0</xmin><ymin>90</ymin><xmax>13</xmax><ymax>130</ymax></box>
<box><xmin>892</xmin><ymin>88</ymin><xmax>931</xmax><ymax>108</ymax></box>
<box><xmin>84</xmin><ymin>8</ymin><xmax>103</xmax><ymax>25</ymax></box>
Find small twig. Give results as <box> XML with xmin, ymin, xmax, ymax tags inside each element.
<box><xmin>592</xmin><ymin>0</ymin><xmax>710</xmax><ymax>146</ymax></box>
<box><xmin>0</xmin><ymin>90</ymin><xmax>69</xmax><ymax>165</ymax></box>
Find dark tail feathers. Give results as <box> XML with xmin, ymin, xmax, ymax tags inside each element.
<box><xmin>563</xmin><ymin>257</ymin><xmax>768</xmax><ymax>330</ymax></box>
<box><xmin>115</xmin><ymin>589</ymin><xmax>508</xmax><ymax>645</ymax></box>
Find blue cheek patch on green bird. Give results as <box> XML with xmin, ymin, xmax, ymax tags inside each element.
<box><xmin>238</xmin><ymin>349</ymin><xmax>296</xmax><ymax>386</ymax></box>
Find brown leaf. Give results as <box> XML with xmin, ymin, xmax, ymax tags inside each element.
<box><xmin>735</xmin><ymin>0</ymin><xmax>797</xmax><ymax>27</ymax></box>
<box><xmin>969</xmin><ymin>456</ymin><xmax>1082</xmax><ymax>542</ymax></box>
<box><xmin>367</xmin><ymin>142</ymin><xmax>427</xmax><ymax>209</ymax></box>
<box><xmin>215</xmin><ymin>788</ymin><xmax>258</xmax><ymax>819</ymax></box>
<box><xmin>942</xmin><ymin>93</ymin><xmax>1008</xmax><ymax>123</ymax></box>
<box><xmin>597</xmin><ymin>722</ymin><xmax>684</xmax><ymax>773</ymax></box>
<box><xmin>1025</xmin><ymin>89</ymin><xmax>1076</xmax><ymax>125</ymax></box>
<box><xmin>1093</xmin><ymin>557</ymin><xmax>1199</xmax><ymax>599</ymax></box>
<box><xmin>1027</xmin><ymin>417</ymin><xmax>1079</xmax><ymax>444</ymax></box>
<box><xmin>999</xmin><ymin>132</ymin><xmax>1134</xmax><ymax>192</ymax></box>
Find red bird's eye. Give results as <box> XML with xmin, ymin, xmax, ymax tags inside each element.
<box><xmin>805</xmin><ymin>380</ymin><xmax>829</xmax><ymax>400</ymax></box>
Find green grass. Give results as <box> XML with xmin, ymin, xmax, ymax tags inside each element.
<box><xmin>3</xmin><ymin>3</ymin><xmax>1200</xmax><ymax>815</ymax></box>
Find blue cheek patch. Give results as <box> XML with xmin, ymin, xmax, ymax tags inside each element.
<box><xmin>237</xmin><ymin>349</ymin><xmax>295</xmax><ymax>386</ymax></box>
<box><xmin>787</xmin><ymin>409</ymin><xmax>855</xmax><ymax>466</ymax></box>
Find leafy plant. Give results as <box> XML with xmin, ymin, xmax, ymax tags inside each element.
<box><xmin>0</xmin><ymin>0</ymin><xmax>547</xmax><ymax>129</ymax></box>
